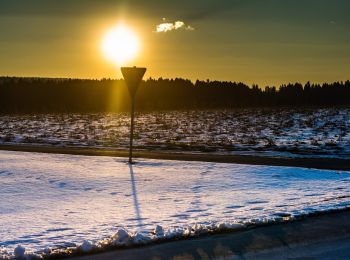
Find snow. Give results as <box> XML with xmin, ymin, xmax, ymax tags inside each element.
<box><xmin>1</xmin><ymin>150</ymin><xmax>350</xmax><ymax>258</ymax></box>
<box><xmin>13</xmin><ymin>246</ymin><xmax>25</xmax><ymax>258</ymax></box>
<box><xmin>80</xmin><ymin>240</ymin><xmax>94</xmax><ymax>252</ymax></box>
<box><xmin>1</xmin><ymin>108</ymin><xmax>350</xmax><ymax>159</ymax></box>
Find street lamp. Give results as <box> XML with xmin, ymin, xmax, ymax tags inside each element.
<box><xmin>121</xmin><ymin>66</ymin><xmax>146</xmax><ymax>164</ymax></box>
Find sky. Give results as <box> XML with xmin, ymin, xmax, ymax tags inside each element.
<box><xmin>0</xmin><ymin>0</ymin><xmax>349</xmax><ymax>86</ymax></box>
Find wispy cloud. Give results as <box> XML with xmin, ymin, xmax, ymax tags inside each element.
<box><xmin>156</xmin><ymin>19</ymin><xmax>194</xmax><ymax>33</ymax></box>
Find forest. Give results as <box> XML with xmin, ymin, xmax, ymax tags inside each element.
<box><xmin>0</xmin><ymin>76</ymin><xmax>350</xmax><ymax>113</ymax></box>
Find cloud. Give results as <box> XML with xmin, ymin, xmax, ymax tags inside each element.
<box><xmin>156</xmin><ymin>19</ymin><xmax>194</xmax><ymax>33</ymax></box>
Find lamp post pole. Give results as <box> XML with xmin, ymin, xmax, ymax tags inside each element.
<box><xmin>121</xmin><ymin>66</ymin><xmax>146</xmax><ymax>164</ymax></box>
<box><xmin>129</xmin><ymin>95</ymin><xmax>135</xmax><ymax>163</ymax></box>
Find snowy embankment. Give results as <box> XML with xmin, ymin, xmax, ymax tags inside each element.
<box><xmin>1</xmin><ymin>150</ymin><xmax>350</xmax><ymax>259</ymax></box>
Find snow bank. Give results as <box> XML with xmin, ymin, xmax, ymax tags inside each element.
<box><xmin>1</xmin><ymin>150</ymin><xmax>350</xmax><ymax>259</ymax></box>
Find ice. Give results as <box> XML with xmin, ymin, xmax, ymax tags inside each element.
<box><xmin>0</xmin><ymin>150</ymin><xmax>350</xmax><ymax>258</ymax></box>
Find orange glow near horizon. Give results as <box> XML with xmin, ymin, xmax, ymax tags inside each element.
<box><xmin>1</xmin><ymin>1</ymin><xmax>350</xmax><ymax>86</ymax></box>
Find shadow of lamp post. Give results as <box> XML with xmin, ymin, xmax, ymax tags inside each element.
<box><xmin>121</xmin><ymin>66</ymin><xmax>147</xmax><ymax>164</ymax></box>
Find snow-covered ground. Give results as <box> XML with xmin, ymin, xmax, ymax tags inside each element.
<box><xmin>1</xmin><ymin>108</ymin><xmax>350</xmax><ymax>158</ymax></box>
<box><xmin>1</xmin><ymin>150</ymin><xmax>350</xmax><ymax>258</ymax></box>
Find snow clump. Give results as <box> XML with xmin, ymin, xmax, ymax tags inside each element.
<box><xmin>153</xmin><ymin>225</ymin><xmax>164</xmax><ymax>237</ymax></box>
<box><xmin>13</xmin><ymin>245</ymin><xmax>25</xmax><ymax>258</ymax></box>
<box><xmin>110</xmin><ymin>228</ymin><xmax>131</xmax><ymax>246</ymax></box>
<box><xmin>80</xmin><ymin>240</ymin><xmax>94</xmax><ymax>252</ymax></box>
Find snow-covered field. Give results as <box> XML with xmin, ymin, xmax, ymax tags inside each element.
<box><xmin>1</xmin><ymin>150</ymin><xmax>350</xmax><ymax>258</ymax></box>
<box><xmin>1</xmin><ymin>108</ymin><xmax>350</xmax><ymax>158</ymax></box>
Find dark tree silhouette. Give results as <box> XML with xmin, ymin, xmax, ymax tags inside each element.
<box><xmin>0</xmin><ymin>76</ymin><xmax>349</xmax><ymax>113</ymax></box>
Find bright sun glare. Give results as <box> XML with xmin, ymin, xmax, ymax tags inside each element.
<box><xmin>101</xmin><ymin>24</ymin><xmax>140</xmax><ymax>65</ymax></box>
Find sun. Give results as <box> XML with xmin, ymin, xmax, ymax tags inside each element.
<box><xmin>101</xmin><ymin>24</ymin><xmax>140</xmax><ymax>65</ymax></box>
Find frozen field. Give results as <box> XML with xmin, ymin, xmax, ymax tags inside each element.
<box><xmin>1</xmin><ymin>108</ymin><xmax>350</xmax><ymax>158</ymax></box>
<box><xmin>1</xmin><ymin>150</ymin><xmax>350</xmax><ymax>258</ymax></box>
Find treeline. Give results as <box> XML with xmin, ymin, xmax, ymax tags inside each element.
<box><xmin>0</xmin><ymin>76</ymin><xmax>350</xmax><ymax>113</ymax></box>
